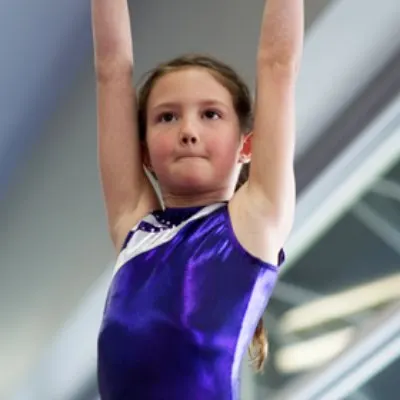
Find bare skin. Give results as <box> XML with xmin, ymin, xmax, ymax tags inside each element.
<box><xmin>92</xmin><ymin>0</ymin><xmax>160</xmax><ymax>249</ymax></box>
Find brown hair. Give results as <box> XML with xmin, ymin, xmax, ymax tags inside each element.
<box><xmin>137</xmin><ymin>54</ymin><xmax>267</xmax><ymax>372</ymax></box>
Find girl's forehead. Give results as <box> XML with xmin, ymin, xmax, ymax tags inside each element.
<box><xmin>148</xmin><ymin>68</ymin><xmax>233</xmax><ymax>107</ymax></box>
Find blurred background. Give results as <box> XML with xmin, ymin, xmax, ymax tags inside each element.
<box><xmin>1</xmin><ymin>0</ymin><xmax>399</xmax><ymax>399</ymax></box>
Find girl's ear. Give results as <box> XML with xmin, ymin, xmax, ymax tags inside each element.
<box><xmin>239</xmin><ymin>133</ymin><xmax>252</xmax><ymax>164</ymax></box>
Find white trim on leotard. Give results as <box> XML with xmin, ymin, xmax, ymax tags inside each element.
<box><xmin>114</xmin><ymin>203</ymin><xmax>225</xmax><ymax>275</ymax></box>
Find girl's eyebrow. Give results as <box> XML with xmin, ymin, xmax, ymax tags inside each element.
<box><xmin>151</xmin><ymin>99</ymin><xmax>230</xmax><ymax>112</ymax></box>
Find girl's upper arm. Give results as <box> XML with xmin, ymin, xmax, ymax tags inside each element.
<box><xmin>244</xmin><ymin>0</ymin><xmax>303</xmax><ymax>239</ymax></box>
<box><xmin>228</xmin><ymin>0</ymin><xmax>304</xmax><ymax>261</ymax></box>
<box><xmin>96</xmin><ymin>74</ymin><xmax>160</xmax><ymax>250</ymax></box>
<box><xmin>92</xmin><ymin>0</ymin><xmax>160</xmax><ymax>249</ymax></box>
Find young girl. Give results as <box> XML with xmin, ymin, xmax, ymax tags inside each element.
<box><xmin>92</xmin><ymin>0</ymin><xmax>303</xmax><ymax>399</ymax></box>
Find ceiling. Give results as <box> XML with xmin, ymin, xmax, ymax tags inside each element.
<box><xmin>1</xmin><ymin>0</ymin><xmax>400</xmax><ymax>399</ymax></box>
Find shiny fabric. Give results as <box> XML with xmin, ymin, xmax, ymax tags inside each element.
<box><xmin>97</xmin><ymin>202</ymin><xmax>283</xmax><ymax>400</ymax></box>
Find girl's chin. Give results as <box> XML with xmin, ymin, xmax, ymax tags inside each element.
<box><xmin>166</xmin><ymin>170</ymin><xmax>213</xmax><ymax>191</ymax></box>
<box><xmin>172</xmin><ymin>160</ymin><xmax>210</xmax><ymax>177</ymax></box>
<box><xmin>172</xmin><ymin>173</ymin><xmax>208</xmax><ymax>187</ymax></box>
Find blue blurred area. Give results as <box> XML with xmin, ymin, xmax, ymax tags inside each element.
<box><xmin>0</xmin><ymin>0</ymin><xmax>92</xmax><ymax>197</ymax></box>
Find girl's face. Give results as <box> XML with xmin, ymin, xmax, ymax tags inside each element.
<box><xmin>145</xmin><ymin>67</ymin><xmax>246</xmax><ymax>201</ymax></box>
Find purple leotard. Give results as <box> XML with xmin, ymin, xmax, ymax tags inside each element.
<box><xmin>97</xmin><ymin>202</ymin><xmax>283</xmax><ymax>399</ymax></box>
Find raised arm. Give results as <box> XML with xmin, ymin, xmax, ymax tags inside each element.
<box><xmin>230</xmin><ymin>0</ymin><xmax>303</xmax><ymax>263</ymax></box>
<box><xmin>250</xmin><ymin>0</ymin><xmax>303</xmax><ymax>235</ymax></box>
<box><xmin>92</xmin><ymin>0</ymin><xmax>159</xmax><ymax>249</ymax></box>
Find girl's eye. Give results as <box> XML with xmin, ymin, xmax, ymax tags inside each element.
<box><xmin>158</xmin><ymin>112</ymin><xmax>176</xmax><ymax>123</ymax></box>
<box><xmin>203</xmin><ymin>110</ymin><xmax>221</xmax><ymax>120</ymax></box>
